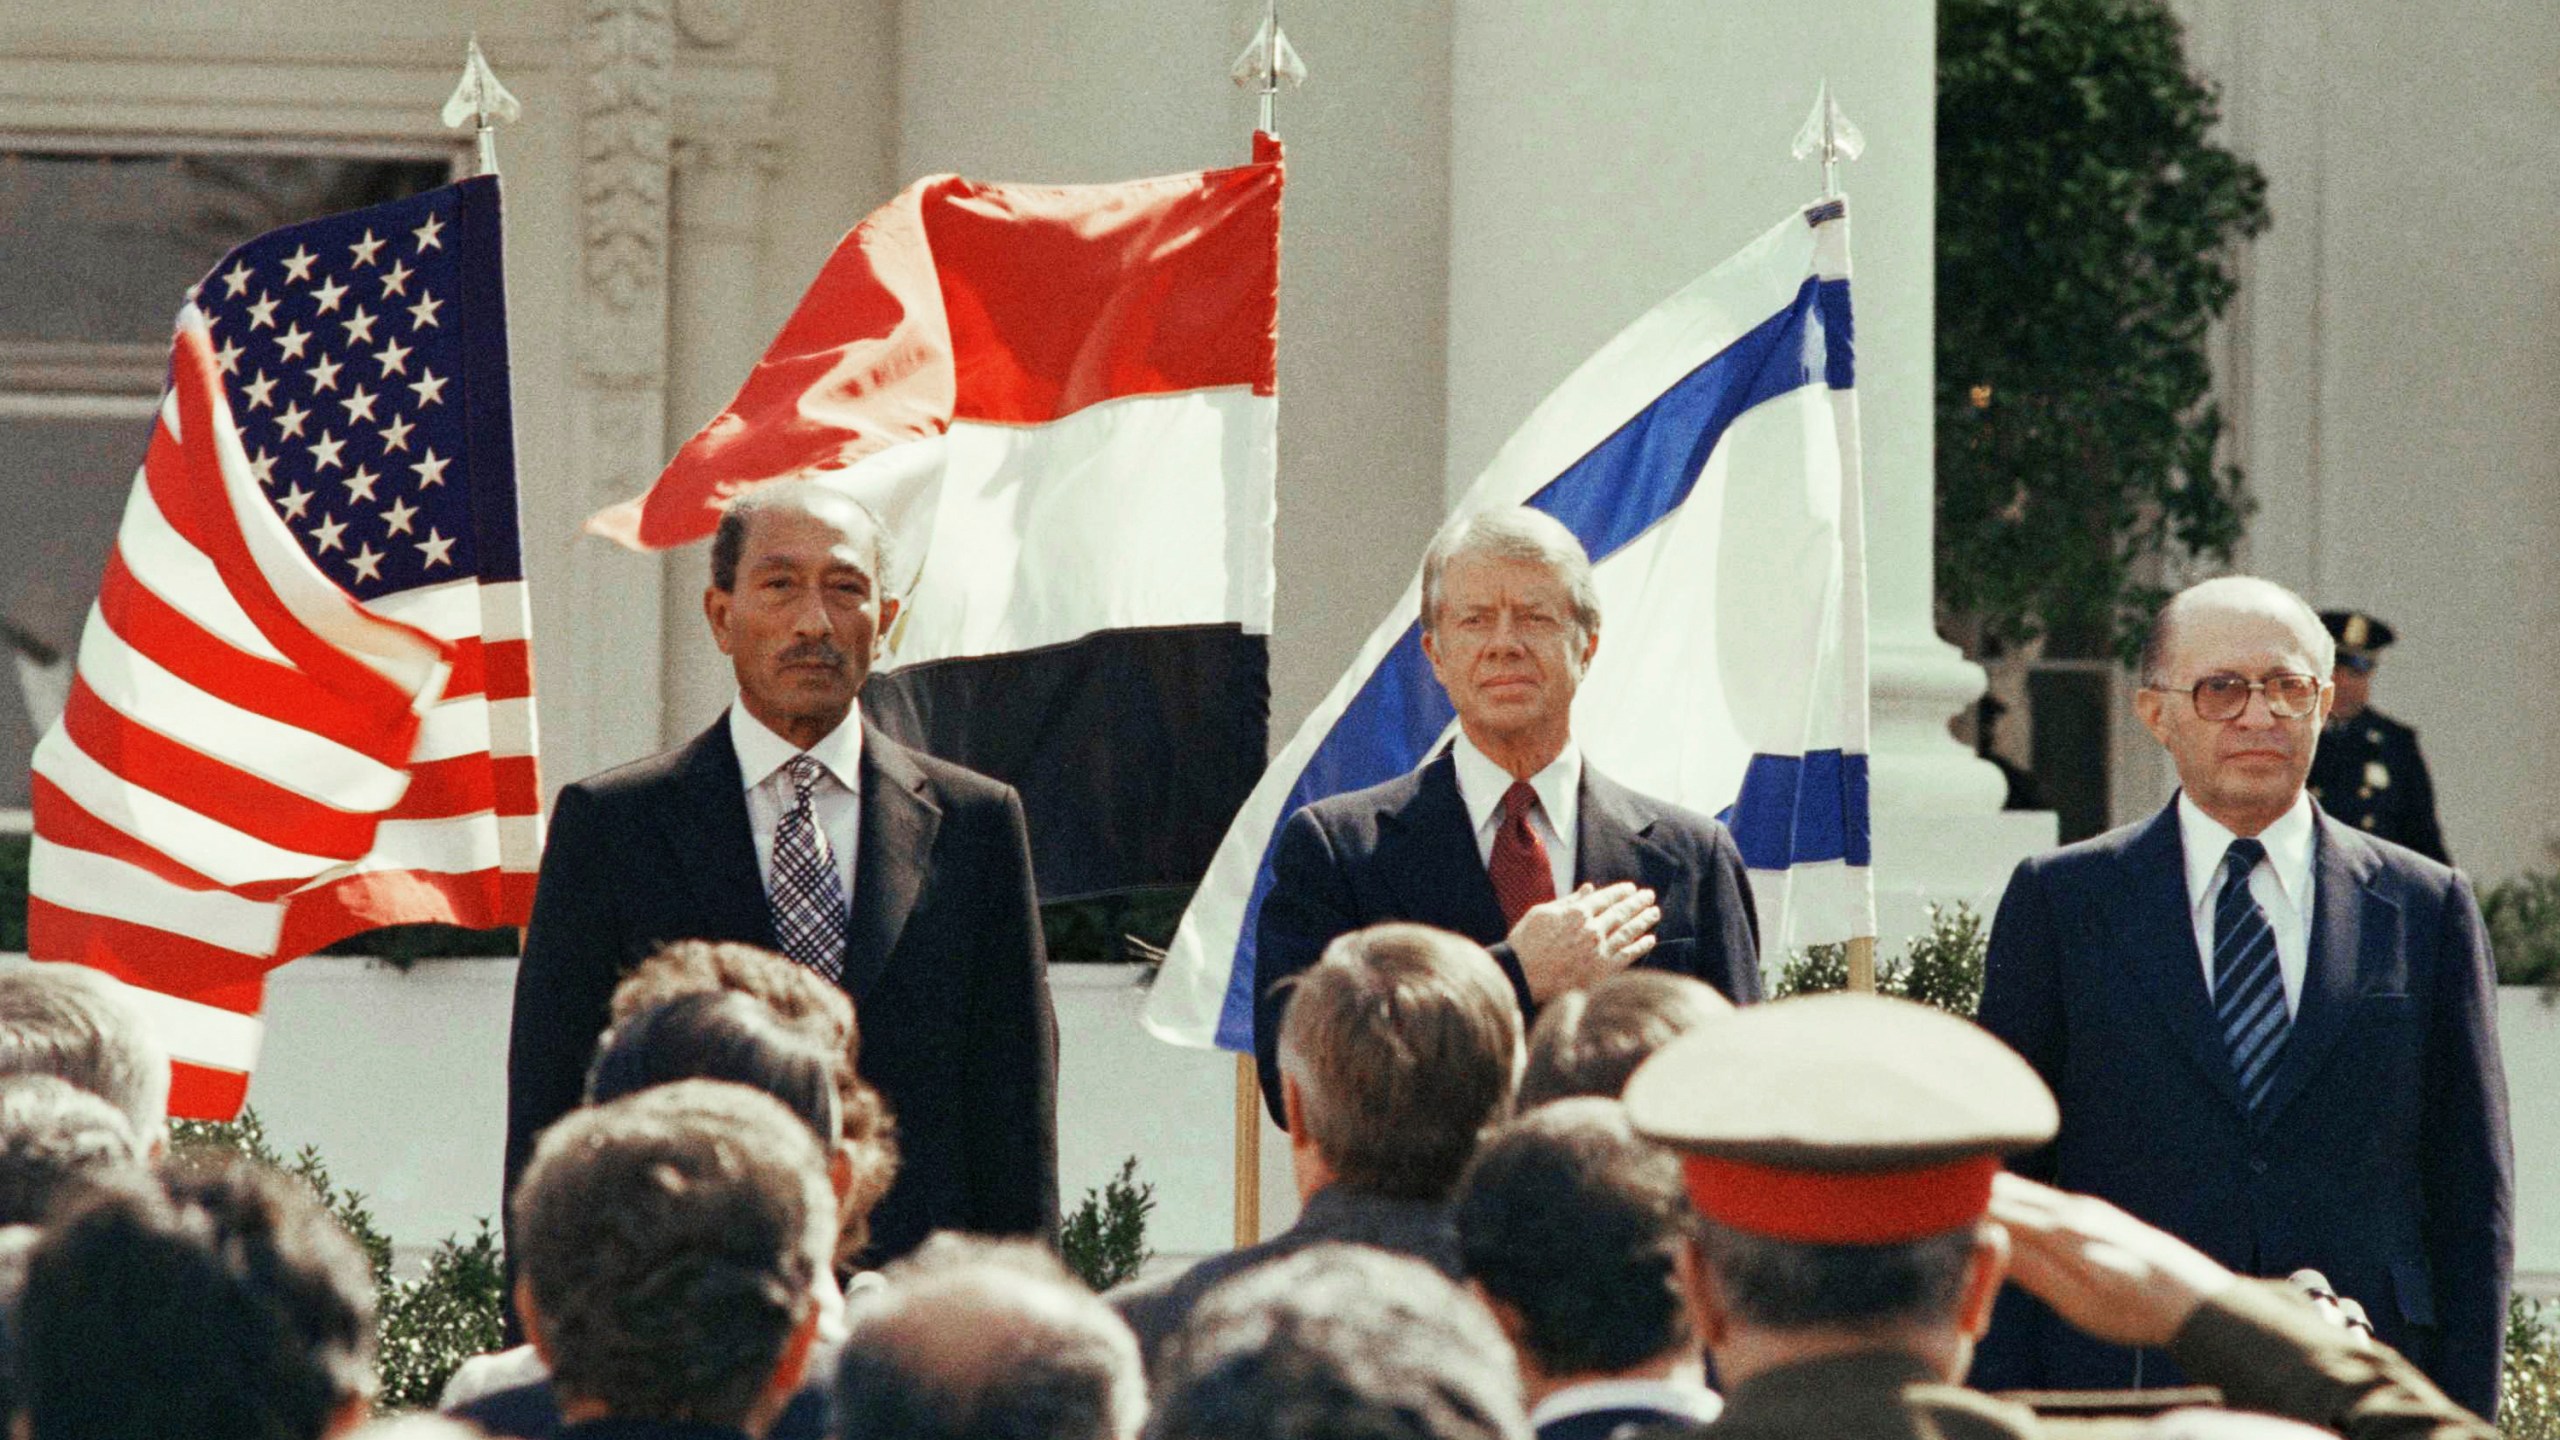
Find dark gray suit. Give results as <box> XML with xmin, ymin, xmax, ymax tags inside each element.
<box><xmin>1108</xmin><ymin>1184</ymin><xmax>1461</xmax><ymax>1369</ymax></box>
<box><xmin>503</xmin><ymin>714</ymin><xmax>1058</xmax><ymax>1265</ymax></box>
<box><xmin>1971</xmin><ymin>799</ymin><xmax>2511</xmax><ymax>1416</ymax></box>
<box><xmin>1251</xmin><ymin>749</ymin><xmax>1762</xmax><ymax>1125</ymax></box>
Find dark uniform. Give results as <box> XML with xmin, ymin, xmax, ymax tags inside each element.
<box><xmin>2308</xmin><ymin>611</ymin><xmax>2450</xmax><ymax>863</ymax></box>
<box><xmin>1618</xmin><ymin>993</ymin><xmax>2497</xmax><ymax>1440</ymax></box>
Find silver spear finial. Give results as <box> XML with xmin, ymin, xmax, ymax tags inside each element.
<box><xmin>442</xmin><ymin>35</ymin><xmax>522</xmax><ymax>178</ymax></box>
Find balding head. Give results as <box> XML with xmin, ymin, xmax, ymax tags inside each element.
<box><xmin>2139</xmin><ymin>577</ymin><xmax>2333</xmax><ymax>687</ymax></box>
<box><xmin>2133</xmin><ymin>576</ymin><xmax>2336</xmax><ymax>835</ymax></box>
<box><xmin>834</xmin><ymin>1236</ymin><xmax>1144</xmax><ymax>1440</ymax></box>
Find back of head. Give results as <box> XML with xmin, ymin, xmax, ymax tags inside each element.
<box><xmin>835</xmin><ymin>1235</ymin><xmax>1144</xmax><ymax>1440</ymax></box>
<box><xmin>511</xmin><ymin>1079</ymin><xmax>832</xmax><ymax>1427</ymax></box>
<box><xmin>18</xmin><ymin>1154</ymin><xmax>376</xmax><ymax>1440</ymax></box>
<box><xmin>1517</xmin><ymin>972</ymin><xmax>1730</xmax><ymax>1109</ymax></box>
<box><xmin>609</xmin><ymin>940</ymin><xmax>898</xmax><ymax>1259</ymax></box>
<box><xmin>587</xmin><ymin>991</ymin><xmax>843</xmax><ymax>1145</ymax></box>
<box><xmin>1455</xmin><ymin>1098</ymin><xmax>1696</xmax><ymax>1379</ymax></box>
<box><xmin>1148</xmin><ymin>1243</ymin><xmax>1526</xmax><ymax>1440</ymax></box>
<box><xmin>1279</xmin><ymin>924</ymin><xmax>1522</xmax><ymax>1202</ymax></box>
<box><xmin>0</xmin><ymin>1074</ymin><xmax>142</xmax><ymax>1225</ymax></box>
<box><xmin>0</xmin><ymin>965</ymin><xmax>170</xmax><ymax>1146</ymax></box>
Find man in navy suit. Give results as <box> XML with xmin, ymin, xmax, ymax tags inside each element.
<box><xmin>1252</xmin><ymin>508</ymin><xmax>1762</xmax><ymax>1122</ymax></box>
<box><xmin>1972</xmin><ymin>576</ymin><xmax>2511</xmax><ymax>1416</ymax></box>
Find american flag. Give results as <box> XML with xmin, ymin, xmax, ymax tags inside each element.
<box><xmin>25</xmin><ymin>175</ymin><xmax>540</xmax><ymax>1120</ymax></box>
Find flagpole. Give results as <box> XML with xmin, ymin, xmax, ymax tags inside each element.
<box><xmin>1794</xmin><ymin>81</ymin><xmax>1872</xmax><ymax>988</ymax></box>
<box><xmin>1234</xmin><ymin>1053</ymin><xmax>1262</xmax><ymax>1245</ymax></box>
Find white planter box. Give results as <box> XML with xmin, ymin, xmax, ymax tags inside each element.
<box><xmin>7</xmin><ymin>955</ymin><xmax>2541</xmax><ymax>1284</ymax></box>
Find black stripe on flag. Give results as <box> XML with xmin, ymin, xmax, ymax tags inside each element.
<box><xmin>864</xmin><ymin>623</ymin><xmax>1268</xmax><ymax>902</ymax></box>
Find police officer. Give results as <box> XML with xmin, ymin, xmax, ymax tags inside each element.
<box><xmin>2308</xmin><ymin>610</ymin><xmax>2450</xmax><ymax>863</ymax></box>
<box><xmin>1620</xmin><ymin>992</ymin><xmax>2496</xmax><ymax>1440</ymax></box>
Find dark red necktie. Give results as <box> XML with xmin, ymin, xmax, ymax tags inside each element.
<box><xmin>1488</xmin><ymin>780</ymin><xmax>1558</xmax><ymax>928</ymax></box>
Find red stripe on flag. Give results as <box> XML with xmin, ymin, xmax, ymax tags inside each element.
<box><xmin>142</xmin><ymin>328</ymin><xmax>438</xmax><ymax>732</ymax></box>
<box><xmin>276</xmin><ymin>865</ymin><xmax>533</xmax><ymax>957</ymax></box>
<box><xmin>440</xmin><ymin>637</ymin><xmax>533</xmax><ymax>702</ymax></box>
<box><xmin>170</xmin><ymin>1061</ymin><xmax>252</xmax><ymax>1122</ymax></box>
<box><xmin>97</xmin><ymin>550</ymin><xmax>416</xmax><ymax>768</ymax></box>
<box><xmin>27</xmin><ymin>776</ymin><xmax>307</xmax><ymax>901</ymax></box>
<box><xmin>598</xmin><ymin>141</ymin><xmax>1282</xmax><ymax>551</ymax></box>
<box><xmin>61</xmin><ymin>678</ymin><xmax>378</xmax><ymax>861</ymax></box>
<box><xmin>389</xmin><ymin>754</ymin><xmax>540</xmax><ymax>820</ymax></box>
<box><xmin>26</xmin><ymin>900</ymin><xmax>274</xmax><ymax>990</ymax></box>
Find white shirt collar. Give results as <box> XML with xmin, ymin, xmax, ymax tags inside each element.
<box><xmin>1450</xmin><ymin>731</ymin><xmax>1581</xmax><ymax>842</ymax></box>
<box><xmin>2177</xmin><ymin>788</ymin><xmax>2314</xmax><ymax>913</ymax></box>
<box><xmin>1528</xmin><ymin>1376</ymin><xmax>1723</xmax><ymax>1430</ymax></box>
<box><xmin>728</xmin><ymin>699</ymin><xmax>865</xmax><ymax>792</ymax></box>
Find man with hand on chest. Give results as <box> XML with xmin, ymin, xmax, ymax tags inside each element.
<box><xmin>504</xmin><ymin>481</ymin><xmax>1057</xmax><ymax>1265</ymax></box>
<box><xmin>1251</xmin><ymin>506</ymin><xmax>1762</xmax><ymax>1124</ymax></box>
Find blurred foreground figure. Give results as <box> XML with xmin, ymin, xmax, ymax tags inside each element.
<box><xmin>1457</xmin><ymin>1098</ymin><xmax>1722</xmax><ymax>1440</ymax></box>
<box><xmin>1621</xmin><ymin>991</ymin><xmax>2498</xmax><ymax>1440</ymax></box>
<box><xmin>835</xmin><ymin>1235</ymin><xmax>1145</xmax><ymax>1440</ymax></box>
<box><xmin>18</xmin><ymin>1156</ymin><xmax>376</xmax><ymax>1440</ymax></box>
<box><xmin>0</xmin><ymin>963</ymin><xmax>170</xmax><ymax>1158</ymax></box>
<box><xmin>1974</xmin><ymin>578</ymin><xmax>2509</xmax><ymax>1410</ymax></box>
<box><xmin>1147</xmin><ymin>1243</ymin><xmax>1528</xmax><ymax>1440</ymax></box>
<box><xmin>1112</xmin><ymin>923</ymin><xmax>1522</xmax><ymax>1365</ymax></box>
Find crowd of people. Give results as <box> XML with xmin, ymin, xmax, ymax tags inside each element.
<box><xmin>0</xmin><ymin>920</ymin><xmax>2507</xmax><ymax>1440</ymax></box>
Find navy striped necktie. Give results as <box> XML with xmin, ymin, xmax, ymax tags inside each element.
<box><xmin>2212</xmin><ymin>836</ymin><xmax>2288</xmax><ymax>1112</ymax></box>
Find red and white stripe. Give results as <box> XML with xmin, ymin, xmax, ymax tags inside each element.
<box><xmin>27</xmin><ymin>311</ymin><xmax>540</xmax><ymax>1119</ymax></box>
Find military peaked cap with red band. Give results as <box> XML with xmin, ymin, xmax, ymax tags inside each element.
<box><xmin>1622</xmin><ymin>992</ymin><xmax>2057</xmax><ymax>1246</ymax></box>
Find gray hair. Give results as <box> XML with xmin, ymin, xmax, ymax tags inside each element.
<box><xmin>0</xmin><ymin>966</ymin><xmax>169</xmax><ymax>1146</ymax></box>
<box><xmin>0</xmin><ymin>1075</ymin><xmax>141</xmax><ymax>1226</ymax></box>
<box><xmin>1695</xmin><ymin>1218</ymin><xmax>1981</xmax><ymax>1331</ymax></box>
<box><xmin>1148</xmin><ymin>1244</ymin><xmax>1527</xmax><ymax>1440</ymax></box>
<box><xmin>1420</xmin><ymin>509</ymin><xmax>1600</xmax><ymax>639</ymax></box>
<box><xmin>2139</xmin><ymin>576</ymin><xmax>2335</xmax><ymax>687</ymax></box>
<box><xmin>511</xmin><ymin>1080</ymin><xmax>833</xmax><ymax>1428</ymax></box>
<box><xmin>835</xmin><ymin>1235</ymin><xmax>1145</xmax><ymax>1440</ymax></box>
<box><xmin>708</xmin><ymin>481</ymin><xmax>895</xmax><ymax>593</ymax></box>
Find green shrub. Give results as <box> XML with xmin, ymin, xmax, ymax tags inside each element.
<box><xmin>2483</xmin><ymin>871</ymin><xmax>2560</xmax><ymax>991</ymax></box>
<box><xmin>1776</xmin><ymin>903</ymin><xmax>1988</xmax><ymax>1018</ymax></box>
<box><xmin>1060</xmin><ymin>1156</ymin><xmax>1155</xmax><ymax>1292</ymax></box>
<box><xmin>2508</xmin><ymin>1297</ymin><xmax>2560</xmax><ymax>1439</ymax></box>
<box><xmin>172</xmin><ymin>1109</ymin><xmax>506</xmax><ymax>1410</ymax></box>
<box><xmin>1042</xmin><ymin>887</ymin><xmax>1193</xmax><ymax>965</ymax></box>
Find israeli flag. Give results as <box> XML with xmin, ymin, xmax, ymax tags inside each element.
<box><xmin>1145</xmin><ymin>200</ymin><xmax>1874</xmax><ymax>1053</ymax></box>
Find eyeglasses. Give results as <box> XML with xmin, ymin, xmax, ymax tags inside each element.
<box><xmin>2147</xmin><ymin>673</ymin><xmax>2328</xmax><ymax>722</ymax></box>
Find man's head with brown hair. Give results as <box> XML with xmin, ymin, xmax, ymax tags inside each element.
<box><xmin>1517</xmin><ymin>971</ymin><xmax>1732</xmax><ymax>1109</ymax></box>
<box><xmin>610</xmin><ymin>941</ymin><xmax>898</xmax><ymax>1263</ymax></box>
<box><xmin>1277</xmin><ymin>923</ymin><xmax>1524</xmax><ymax>1204</ymax></box>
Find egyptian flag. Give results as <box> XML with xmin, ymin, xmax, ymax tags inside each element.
<box><xmin>592</xmin><ymin>139</ymin><xmax>1283</xmax><ymax>901</ymax></box>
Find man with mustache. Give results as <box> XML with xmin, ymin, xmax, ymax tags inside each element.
<box><xmin>1969</xmin><ymin>576</ymin><xmax>2510</xmax><ymax>1417</ymax></box>
<box><xmin>1249</xmin><ymin>507</ymin><xmax>1761</xmax><ymax>1124</ymax></box>
<box><xmin>504</xmin><ymin>482</ymin><xmax>1056</xmax><ymax>1270</ymax></box>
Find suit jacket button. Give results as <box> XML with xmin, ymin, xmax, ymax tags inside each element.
<box><xmin>2249</xmin><ymin>1156</ymin><xmax>2269</xmax><ymax>1176</ymax></box>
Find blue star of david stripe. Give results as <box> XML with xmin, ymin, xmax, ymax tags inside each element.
<box><xmin>2212</xmin><ymin>837</ymin><xmax>2289</xmax><ymax>1112</ymax></box>
<box><xmin>769</xmin><ymin>755</ymin><xmax>848</xmax><ymax>983</ymax></box>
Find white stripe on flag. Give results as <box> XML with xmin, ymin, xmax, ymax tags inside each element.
<box><xmin>368</xmin><ymin>578</ymin><xmax>533</xmax><ymax>644</ymax></box>
<box><xmin>114</xmin><ymin>475</ymin><xmax>290</xmax><ymax>665</ymax></box>
<box><xmin>29</xmin><ymin>843</ymin><xmax>284</xmax><ymax>957</ymax></box>
<box><xmin>413</xmin><ymin>697</ymin><xmax>534</xmax><ymax>762</ymax></box>
<box><xmin>866</xmin><ymin>387</ymin><xmax>1278</xmax><ymax>670</ymax></box>
<box><xmin>117</xmin><ymin>983</ymin><xmax>265</xmax><ymax>1073</ymax></box>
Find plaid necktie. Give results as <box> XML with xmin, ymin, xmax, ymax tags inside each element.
<box><xmin>768</xmin><ymin>754</ymin><xmax>849</xmax><ymax>983</ymax></box>
<box><xmin>2212</xmin><ymin>836</ymin><xmax>2288</xmax><ymax>1112</ymax></box>
<box><xmin>1487</xmin><ymin>780</ymin><xmax>1558</xmax><ymax>929</ymax></box>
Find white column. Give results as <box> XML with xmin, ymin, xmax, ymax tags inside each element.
<box><xmin>1445</xmin><ymin>3</ymin><xmax>2050</xmax><ymax>944</ymax></box>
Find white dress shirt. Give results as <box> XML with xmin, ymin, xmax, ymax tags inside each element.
<box><xmin>731</xmin><ymin>701</ymin><xmax>863</xmax><ymax>900</ymax></box>
<box><xmin>1450</xmin><ymin>733</ymin><xmax>1581</xmax><ymax>902</ymax></box>
<box><xmin>1527</xmin><ymin>1375</ymin><xmax>1723</xmax><ymax>1433</ymax></box>
<box><xmin>2178</xmin><ymin>790</ymin><xmax>2315</xmax><ymax>1016</ymax></box>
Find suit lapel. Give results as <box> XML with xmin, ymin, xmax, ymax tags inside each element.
<box><xmin>2254</xmin><ymin>810</ymin><xmax>2388</xmax><ymax>1128</ymax></box>
<box><xmin>1575</xmin><ymin>764</ymin><xmax>1671</xmax><ymax>889</ymax></box>
<box><xmin>1372</xmin><ymin>751</ymin><xmax>1510</xmax><ymax>947</ymax></box>
<box><xmin>2112</xmin><ymin>802</ymin><xmax>2247</xmax><ymax>1115</ymax></box>
<box><xmin>667</xmin><ymin>716</ymin><xmax>779</xmax><ymax>949</ymax></box>
<box><xmin>842</xmin><ymin>722</ymin><xmax>941</xmax><ymax>1002</ymax></box>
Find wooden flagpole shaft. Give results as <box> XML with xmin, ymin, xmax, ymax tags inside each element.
<box><xmin>1234</xmin><ymin>1052</ymin><xmax>1263</xmax><ymax>1246</ymax></box>
<box><xmin>1846</xmin><ymin>934</ymin><xmax>1878</xmax><ymax>992</ymax></box>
